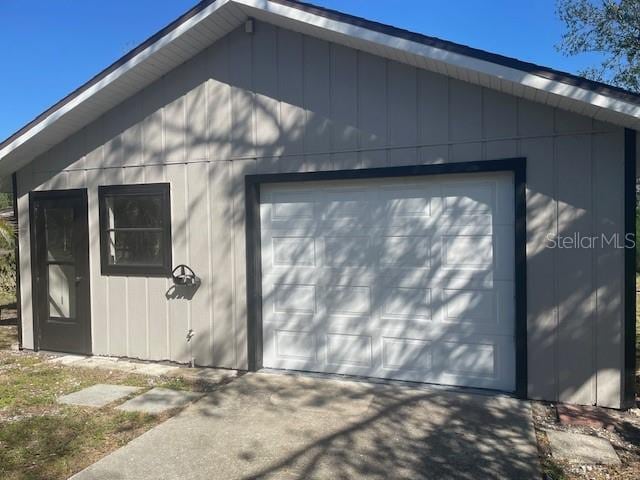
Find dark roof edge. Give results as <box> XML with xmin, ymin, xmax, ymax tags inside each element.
<box><xmin>2</xmin><ymin>0</ymin><xmax>640</xmax><ymax>153</ymax></box>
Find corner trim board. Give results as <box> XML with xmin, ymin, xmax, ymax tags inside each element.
<box><xmin>28</xmin><ymin>191</ymin><xmax>39</xmax><ymax>350</ymax></box>
<box><xmin>244</xmin><ymin>158</ymin><xmax>528</xmax><ymax>397</ymax></box>
<box><xmin>623</xmin><ymin>128</ymin><xmax>636</xmax><ymax>408</ymax></box>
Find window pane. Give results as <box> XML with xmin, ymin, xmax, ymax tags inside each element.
<box><xmin>108</xmin><ymin>195</ymin><xmax>162</xmax><ymax>228</ymax></box>
<box><xmin>108</xmin><ymin>230</ymin><xmax>164</xmax><ymax>266</ymax></box>
<box><xmin>100</xmin><ymin>185</ymin><xmax>171</xmax><ymax>274</ymax></box>
<box><xmin>48</xmin><ymin>264</ymin><xmax>76</xmax><ymax>318</ymax></box>
<box><xmin>45</xmin><ymin>207</ymin><xmax>74</xmax><ymax>261</ymax></box>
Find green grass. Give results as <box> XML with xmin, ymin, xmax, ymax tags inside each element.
<box><xmin>0</xmin><ymin>409</ymin><xmax>157</xmax><ymax>480</ymax></box>
<box><xmin>0</xmin><ymin>332</ymin><xmax>196</xmax><ymax>480</ymax></box>
<box><xmin>0</xmin><ymin>354</ymin><xmax>189</xmax><ymax>412</ymax></box>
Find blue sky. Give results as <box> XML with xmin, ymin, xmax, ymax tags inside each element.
<box><xmin>0</xmin><ymin>0</ymin><xmax>603</xmax><ymax>141</ymax></box>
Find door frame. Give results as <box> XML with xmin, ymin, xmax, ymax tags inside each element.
<box><xmin>245</xmin><ymin>157</ymin><xmax>527</xmax><ymax>397</ymax></box>
<box><xmin>29</xmin><ymin>188</ymin><xmax>92</xmax><ymax>354</ymax></box>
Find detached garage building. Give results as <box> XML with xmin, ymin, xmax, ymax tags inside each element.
<box><xmin>0</xmin><ymin>0</ymin><xmax>637</xmax><ymax>408</ymax></box>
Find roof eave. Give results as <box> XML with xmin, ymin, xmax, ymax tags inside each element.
<box><xmin>2</xmin><ymin>0</ymin><xmax>639</xmax><ymax>177</ymax></box>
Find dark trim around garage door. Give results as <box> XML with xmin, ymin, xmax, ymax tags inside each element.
<box><xmin>245</xmin><ymin>158</ymin><xmax>528</xmax><ymax>398</ymax></box>
<box><xmin>623</xmin><ymin>129</ymin><xmax>636</xmax><ymax>408</ymax></box>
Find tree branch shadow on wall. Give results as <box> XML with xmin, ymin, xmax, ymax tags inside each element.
<box><xmin>41</xmin><ymin>23</ymin><xmax>633</xmax><ymax>413</ymax></box>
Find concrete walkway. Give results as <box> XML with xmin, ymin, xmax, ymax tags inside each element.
<box><xmin>71</xmin><ymin>373</ymin><xmax>540</xmax><ymax>480</ymax></box>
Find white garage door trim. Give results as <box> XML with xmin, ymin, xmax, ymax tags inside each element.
<box><xmin>244</xmin><ymin>159</ymin><xmax>527</xmax><ymax>395</ymax></box>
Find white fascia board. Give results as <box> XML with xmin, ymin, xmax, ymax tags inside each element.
<box><xmin>0</xmin><ymin>0</ymin><xmax>232</xmax><ymax>163</ymax></box>
<box><xmin>237</xmin><ymin>0</ymin><xmax>640</xmax><ymax>120</ymax></box>
<box><xmin>4</xmin><ymin>0</ymin><xmax>640</xmax><ymax>171</ymax></box>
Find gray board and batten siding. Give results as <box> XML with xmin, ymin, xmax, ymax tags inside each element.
<box><xmin>15</xmin><ymin>21</ymin><xmax>629</xmax><ymax>408</ymax></box>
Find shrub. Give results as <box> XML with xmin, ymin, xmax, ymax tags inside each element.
<box><xmin>0</xmin><ymin>250</ymin><xmax>16</xmax><ymax>303</ymax></box>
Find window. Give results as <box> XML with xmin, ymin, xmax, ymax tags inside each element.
<box><xmin>98</xmin><ymin>183</ymin><xmax>172</xmax><ymax>276</ymax></box>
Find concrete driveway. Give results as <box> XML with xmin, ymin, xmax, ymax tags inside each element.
<box><xmin>71</xmin><ymin>372</ymin><xmax>540</xmax><ymax>479</ymax></box>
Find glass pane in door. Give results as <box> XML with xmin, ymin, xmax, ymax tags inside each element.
<box><xmin>44</xmin><ymin>206</ymin><xmax>75</xmax><ymax>319</ymax></box>
<box><xmin>48</xmin><ymin>263</ymin><xmax>76</xmax><ymax>318</ymax></box>
<box><xmin>45</xmin><ymin>207</ymin><xmax>74</xmax><ymax>261</ymax></box>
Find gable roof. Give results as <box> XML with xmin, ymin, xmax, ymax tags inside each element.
<box><xmin>2</xmin><ymin>0</ymin><xmax>639</xmax><ymax>177</ymax></box>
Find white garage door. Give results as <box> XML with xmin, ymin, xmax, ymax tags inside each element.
<box><xmin>260</xmin><ymin>172</ymin><xmax>515</xmax><ymax>391</ymax></box>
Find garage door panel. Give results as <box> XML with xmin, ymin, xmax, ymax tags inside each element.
<box><xmin>324</xmin><ymin>285</ymin><xmax>372</xmax><ymax>317</ymax></box>
<box><xmin>271</xmin><ymin>236</ymin><xmax>317</xmax><ymax>267</ymax></box>
<box><xmin>494</xmin><ymin>225</ymin><xmax>515</xmax><ymax>280</ymax></box>
<box><xmin>263</xmin><ymin>271</ymin><xmax>319</xmax><ymax>289</ymax></box>
<box><xmin>376</xmin><ymin>269</ymin><xmax>494</xmax><ymax>290</ymax></box>
<box><xmin>381</xmin><ymin>337</ymin><xmax>433</xmax><ymax>371</ymax></box>
<box><xmin>310</xmin><ymin>219</ymin><xmax>494</xmax><ymax>238</ymax></box>
<box><xmin>438</xmin><ymin>214</ymin><xmax>493</xmax><ymax>227</ymax></box>
<box><xmin>323</xmin><ymin>316</ymin><xmax>378</xmax><ymax>334</ymax></box>
<box><xmin>315</xmin><ymin>269</ymin><xmax>377</xmax><ymax>286</ymax></box>
<box><xmin>375</xmin><ymin>320</ymin><xmax>512</xmax><ymax>340</ymax></box>
<box><xmin>323</xmin><ymin>235</ymin><xmax>372</xmax><ymax>267</ymax></box>
<box><xmin>495</xmin><ymin>281</ymin><xmax>516</xmax><ymax>332</ymax></box>
<box><xmin>269</xmin><ymin>283</ymin><xmax>317</xmax><ymax>315</ymax></box>
<box><xmin>262</xmin><ymin>223</ymin><xmax>320</xmax><ymax>235</ymax></box>
<box><xmin>442</xmin><ymin>287</ymin><xmax>495</xmax><ymax>321</ymax></box>
<box><xmin>434</xmin><ymin>345</ymin><xmax>498</xmax><ymax>383</ymax></box>
<box><xmin>430</xmin><ymin>222</ymin><xmax>494</xmax><ymax>236</ymax></box>
<box><xmin>378</xmin><ymin>235</ymin><xmax>431</xmax><ymax>267</ymax></box>
<box><xmin>442</xmin><ymin>181</ymin><xmax>495</xmax><ymax>215</ymax></box>
<box><xmin>274</xmin><ymin>329</ymin><xmax>317</xmax><ymax>361</ymax></box>
<box><xmin>336</xmin><ymin>218</ymin><xmax>495</xmax><ymax>234</ymax></box>
<box><xmin>380</xmin><ymin>286</ymin><xmax>432</xmax><ymax>320</ymax></box>
<box><xmin>382</xmin><ymin>189</ymin><xmax>433</xmax><ymax>219</ymax></box>
<box><xmin>263</xmin><ymin>326</ymin><xmax>320</xmax><ymax>369</ymax></box>
<box><xmin>435</xmin><ymin>284</ymin><xmax>513</xmax><ymax>332</ymax></box>
<box><xmin>269</xmin><ymin>191</ymin><xmax>317</xmax><ymax>221</ymax></box>
<box><xmin>322</xmin><ymin>189</ymin><xmax>372</xmax><ymax>220</ymax></box>
<box><xmin>377</xmin><ymin>338</ymin><xmax>513</xmax><ymax>390</ymax></box>
<box><xmin>379</xmin><ymin>187</ymin><xmax>436</xmax><ymax>224</ymax></box>
<box><xmin>326</xmin><ymin>333</ymin><xmax>374</xmax><ymax>368</ymax></box>
<box><xmin>432</xmin><ymin>337</ymin><xmax>515</xmax><ymax>390</ymax></box>
<box><xmin>441</xmin><ymin>234</ymin><xmax>493</xmax><ymax>269</ymax></box>
<box><xmin>260</xmin><ymin>172</ymin><xmax>515</xmax><ymax>392</ymax></box>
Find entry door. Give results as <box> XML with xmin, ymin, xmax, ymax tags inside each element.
<box><xmin>260</xmin><ymin>172</ymin><xmax>515</xmax><ymax>392</ymax></box>
<box><xmin>31</xmin><ymin>190</ymin><xmax>91</xmax><ymax>354</ymax></box>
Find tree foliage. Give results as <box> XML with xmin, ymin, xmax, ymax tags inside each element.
<box><xmin>0</xmin><ymin>218</ymin><xmax>14</xmax><ymax>251</ymax></box>
<box><xmin>557</xmin><ymin>0</ymin><xmax>640</xmax><ymax>91</ymax></box>
<box><xmin>0</xmin><ymin>217</ymin><xmax>15</xmax><ymax>302</ymax></box>
<box><xmin>0</xmin><ymin>193</ymin><xmax>12</xmax><ymax>210</ymax></box>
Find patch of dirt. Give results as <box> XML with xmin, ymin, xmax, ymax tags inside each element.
<box><xmin>533</xmin><ymin>401</ymin><xmax>640</xmax><ymax>479</ymax></box>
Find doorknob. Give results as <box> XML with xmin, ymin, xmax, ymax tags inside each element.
<box><xmin>75</xmin><ymin>276</ymin><xmax>83</xmax><ymax>283</ymax></box>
